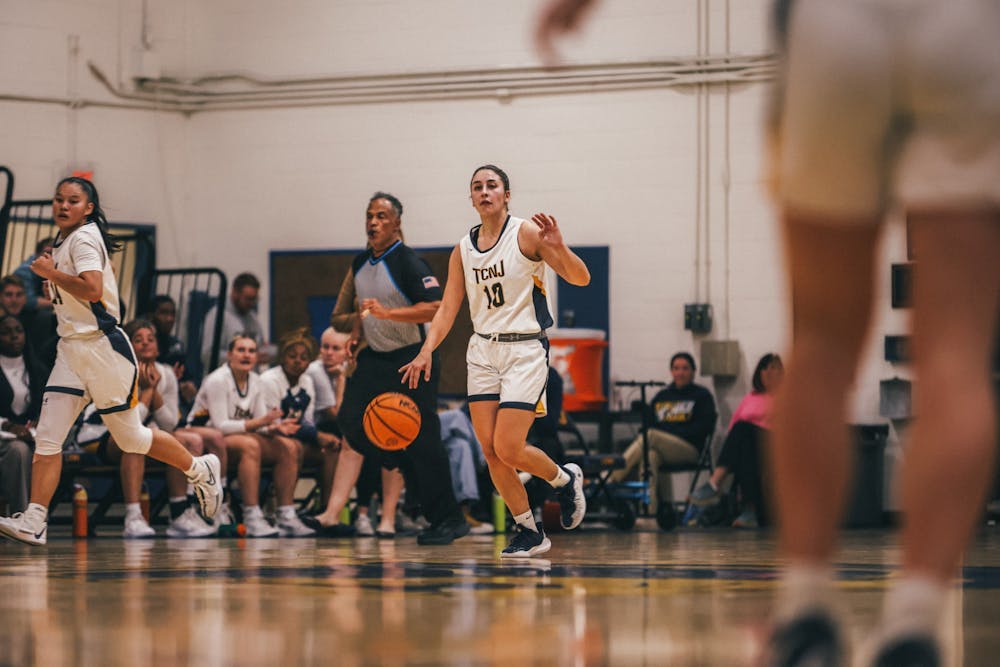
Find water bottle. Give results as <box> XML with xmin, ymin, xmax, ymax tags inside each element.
<box><xmin>72</xmin><ymin>484</ymin><xmax>88</xmax><ymax>538</ymax></box>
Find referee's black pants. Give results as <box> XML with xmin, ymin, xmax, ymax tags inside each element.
<box><xmin>338</xmin><ymin>343</ymin><xmax>461</xmax><ymax>526</ymax></box>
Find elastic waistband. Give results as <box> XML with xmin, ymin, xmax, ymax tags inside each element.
<box><xmin>476</xmin><ymin>331</ymin><xmax>547</xmax><ymax>343</ymax></box>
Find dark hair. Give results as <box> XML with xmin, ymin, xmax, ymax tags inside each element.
<box><xmin>151</xmin><ymin>294</ymin><xmax>176</xmax><ymax>311</ymax></box>
<box><xmin>278</xmin><ymin>326</ymin><xmax>318</xmax><ymax>360</ymax></box>
<box><xmin>670</xmin><ymin>351</ymin><xmax>697</xmax><ymax>373</ymax></box>
<box><xmin>0</xmin><ymin>275</ymin><xmax>25</xmax><ymax>291</ymax></box>
<box><xmin>470</xmin><ymin>164</ymin><xmax>510</xmax><ymax>192</ymax></box>
<box><xmin>751</xmin><ymin>353</ymin><xmax>783</xmax><ymax>393</ymax></box>
<box><xmin>55</xmin><ymin>177</ymin><xmax>121</xmax><ymax>254</ymax></box>
<box><xmin>35</xmin><ymin>237</ymin><xmax>55</xmax><ymax>256</ymax></box>
<box><xmin>368</xmin><ymin>192</ymin><xmax>403</xmax><ymax>218</ymax></box>
<box><xmin>232</xmin><ymin>272</ymin><xmax>260</xmax><ymax>291</ymax></box>
<box><xmin>0</xmin><ymin>313</ymin><xmax>22</xmax><ymax>329</ymax></box>
<box><xmin>124</xmin><ymin>318</ymin><xmax>155</xmax><ymax>341</ymax></box>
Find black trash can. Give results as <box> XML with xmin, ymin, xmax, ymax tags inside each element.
<box><xmin>844</xmin><ymin>424</ymin><xmax>889</xmax><ymax>528</ymax></box>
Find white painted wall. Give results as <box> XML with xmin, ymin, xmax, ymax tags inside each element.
<box><xmin>0</xmin><ymin>0</ymin><xmax>912</xmax><ymax>441</ymax></box>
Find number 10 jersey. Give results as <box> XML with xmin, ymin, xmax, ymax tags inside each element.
<box><xmin>459</xmin><ymin>215</ymin><xmax>553</xmax><ymax>336</ymax></box>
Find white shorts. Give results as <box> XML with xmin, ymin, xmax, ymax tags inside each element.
<box><xmin>775</xmin><ymin>0</ymin><xmax>1000</xmax><ymax>220</ymax></box>
<box><xmin>36</xmin><ymin>330</ymin><xmax>152</xmax><ymax>455</ymax></box>
<box><xmin>466</xmin><ymin>334</ymin><xmax>548</xmax><ymax>414</ymax></box>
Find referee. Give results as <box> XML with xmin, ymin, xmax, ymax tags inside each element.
<box><xmin>333</xmin><ymin>192</ymin><xmax>468</xmax><ymax>545</ymax></box>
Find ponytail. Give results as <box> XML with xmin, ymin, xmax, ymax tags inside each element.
<box><xmin>55</xmin><ymin>177</ymin><xmax>122</xmax><ymax>254</ymax></box>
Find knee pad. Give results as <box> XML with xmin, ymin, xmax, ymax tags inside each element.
<box><xmin>101</xmin><ymin>410</ymin><xmax>153</xmax><ymax>455</ymax></box>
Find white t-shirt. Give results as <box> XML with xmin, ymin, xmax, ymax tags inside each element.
<box><xmin>258</xmin><ymin>366</ymin><xmax>316</xmax><ymax>426</ymax></box>
<box><xmin>187</xmin><ymin>365</ymin><xmax>264</xmax><ymax>435</ymax></box>
<box><xmin>305</xmin><ymin>360</ymin><xmax>340</xmax><ymax>413</ymax></box>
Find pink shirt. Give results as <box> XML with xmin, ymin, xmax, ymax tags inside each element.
<box><xmin>729</xmin><ymin>391</ymin><xmax>774</xmax><ymax>430</ymax></box>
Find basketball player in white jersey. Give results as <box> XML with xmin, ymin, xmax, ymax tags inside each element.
<box><xmin>0</xmin><ymin>177</ymin><xmax>222</xmax><ymax>545</ymax></box>
<box><xmin>400</xmin><ymin>165</ymin><xmax>590</xmax><ymax>557</ymax></box>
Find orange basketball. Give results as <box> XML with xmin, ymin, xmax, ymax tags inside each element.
<box><xmin>363</xmin><ymin>392</ymin><xmax>422</xmax><ymax>451</ymax></box>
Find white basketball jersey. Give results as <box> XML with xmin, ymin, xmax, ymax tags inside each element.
<box><xmin>459</xmin><ymin>216</ymin><xmax>553</xmax><ymax>335</ymax></box>
<box><xmin>50</xmin><ymin>222</ymin><xmax>121</xmax><ymax>339</ymax></box>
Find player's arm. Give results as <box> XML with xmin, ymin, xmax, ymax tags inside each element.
<box><xmin>361</xmin><ymin>299</ymin><xmax>440</xmax><ymax>323</ymax></box>
<box><xmin>399</xmin><ymin>245</ymin><xmax>465</xmax><ymax>386</ymax></box>
<box><xmin>31</xmin><ymin>254</ymin><xmax>103</xmax><ymax>302</ymax></box>
<box><xmin>330</xmin><ymin>271</ymin><xmax>358</xmax><ymax>333</ymax></box>
<box><xmin>524</xmin><ymin>213</ymin><xmax>590</xmax><ymax>286</ymax></box>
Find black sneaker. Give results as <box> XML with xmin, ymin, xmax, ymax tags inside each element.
<box><xmin>416</xmin><ymin>515</ymin><xmax>470</xmax><ymax>545</ymax></box>
<box><xmin>764</xmin><ymin>611</ymin><xmax>843</xmax><ymax>667</ymax></box>
<box><xmin>500</xmin><ymin>525</ymin><xmax>551</xmax><ymax>558</ymax></box>
<box><xmin>872</xmin><ymin>634</ymin><xmax>940</xmax><ymax>667</ymax></box>
<box><xmin>554</xmin><ymin>463</ymin><xmax>586</xmax><ymax>529</ymax></box>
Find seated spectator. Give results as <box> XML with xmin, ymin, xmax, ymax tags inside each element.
<box><xmin>439</xmin><ymin>403</ymin><xmax>493</xmax><ymax>534</ymax></box>
<box><xmin>76</xmin><ymin>319</ymin><xmax>218</xmax><ymax>538</ymax></box>
<box><xmin>149</xmin><ymin>294</ymin><xmax>198</xmax><ymax>408</ymax></box>
<box><xmin>200</xmin><ymin>273</ymin><xmax>271</xmax><ymax>372</ymax></box>
<box><xmin>690</xmin><ymin>353</ymin><xmax>784</xmax><ymax>528</ymax></box>
<box><xmin>257</xmin><ymin>328</ymin><xmax>331</xmax><ymax>537</ymax></box>
<box><xmin>609</xmin><ymin>352</ymin><xmax>717</xmax><ymax>514</ymax></box>
<box><xmin>12</xmin><ymin>237</ymin><xmax>54</xmax><ymax>312</ymax></box>
<box><xmin>0</xmin><ymin>314</ymin><xmax>45</xmax><ymax>515</ymax></box>
<box><xmin>187</xmin><ymin>335</ymin><xmax>294</xmax><ymax>537</ymax></box>
<box><xmin>303</xmin><ymin>327</ymin><xmax>404</xmax><ymax>538</ymax></box>
<box><xmin>0</xmin><ymin>274</ymin><xmax>57</xmax><ymax>367</ymax></box>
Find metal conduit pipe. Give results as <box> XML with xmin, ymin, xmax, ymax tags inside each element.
<box><xmin>0</xmin><ymin>55</ymin><xmax>776</xmax><ymax>114</ymax></box>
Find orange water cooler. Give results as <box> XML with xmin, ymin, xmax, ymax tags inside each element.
<box><xmin>547</xmin><ymin>328</ymin><xmax>608</xmax><ymax>412</ymax></box>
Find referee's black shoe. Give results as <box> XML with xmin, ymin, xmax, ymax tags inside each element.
<box><xmin>417</xmin><ymin>515</ymin><xmax>470</xmax><ymax>545</ymax></box>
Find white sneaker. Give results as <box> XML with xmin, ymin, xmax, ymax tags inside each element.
<box><xmin>123</xmin><ymin>512</ymin><xmax>156</xmax><ymax>539</ymax></box>
<box><xmin>187</xmin><ymin>454</ymin><xmax>223</xmax><ymax>519</ymax></box>
<box><xmin>278</xmin><ymin>510</ymin><xmax>316</xmax><ymax>537</ymax></box>
<box><xmin>354</xmin><ymin>513</ymin><xmax>375</xmax><ymax>536</ymax></box>
<box><xmin>243</xmin><ymin>507</ymin><xmax>279</xmax><ymax>538</ymax></box>
<box><xmin>212</xmin><ymin>502</ymin><xmax>235</xmax><ymax>529</ymax></box>
<box><xmin>0</xmin><ymin>510</ymin><xmax>47</xmax><ymax>546</ymax></box>
<box><xmin>166</xmin><ymin>506</ymin><xmax>217</xmax><ymax>538</ymax></box>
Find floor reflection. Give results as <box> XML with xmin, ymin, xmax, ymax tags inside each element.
<box><xmin>1</xmin><ymin>529</ymin><xmax>999</xmax><ymax>665</ymax></box>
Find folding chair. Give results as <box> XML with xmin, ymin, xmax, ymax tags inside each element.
<box><xmin>656</xmin><ymin>430</ymin><xmax>715</xmax><ymax>531</ymax></box>
<box><xmin>559</xmin><ymin>416</ymin><xmax>637</xmax><ymax>530</ymax></box>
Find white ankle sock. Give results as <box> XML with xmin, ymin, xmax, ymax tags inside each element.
<box><xmin>513</xmin><ymin>510</ymin><xmax>538</xmax><ymax>532</ymax></box>
<box><xmin>776</xmin><ymin>563</ymin><xmax>836</xmax><ymax>623</ymax></box>
<box><xmin>548</xmin><ymin>466</ymin><xmax>570</xmax><ymax>488</ymax></box>
<box><xmin>278</xmin><ymin>505</ymin><xmax>296</xmax><ymax>518</ymax></box>
<box><xmin>185</xmin><ymin>457</ymin><xmax>200</xmax><ymax>476</ymax></box>
<box><xmin>125</xmin><ymin>503</ymin><xmax>142</xmax><ymax>517</ymax></box>
<box><xmin>26</xmin><ymin>502</ymin><xmax>48</xmax><ymax>524</ymax></box>
<box><xmin>881</xmin><ymin>575</ymin><xmax>948</xmax><ymax>639</ymax></box>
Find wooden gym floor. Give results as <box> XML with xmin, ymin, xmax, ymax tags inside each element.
<box><xmin>2</xmin><ymin>523</ymin><xmax>1000</xmax><ymax>666</ymax></box>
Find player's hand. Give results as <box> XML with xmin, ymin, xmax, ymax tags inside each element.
<box><xmin>138</xmin><ymin>361</ymin><xmax>160</xmax><ymax>390</ymax></box>
<box><xmin>30</xmin><ymin>252</ymin><xmax>56</xmax><ymax>279</ymax></box>
<box><xmin>274</xmin><ymin>419</ymin><xmax>300</xmax><ymax>436</ymax></box>
<box><xmin>172</xmin><ymin>362</ymin><xmax>184</xmax><ymax>379</ymax></box>
<box><xmin>534</xmin><ymin>0</ymin><xmax>597</xmax><ymax>67</ymax></box>
<box><xmin>531</xmin><ymin>212</ymin><xmax>566</xmax><ymax>249</ymax></box>
<box><xmin>399</xmin><ymin>349</ymin><xmax>432</xmax><ymax>389</ymax></box>
<box><xmin>361</xmin><ymin>298</ymin><xmax>391</xmax><ymax>320</ymax></box>
<box><xmin>263</xmin><ymin>407</ymin><xmax>283</xmax><ymax>425</ymax></box>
